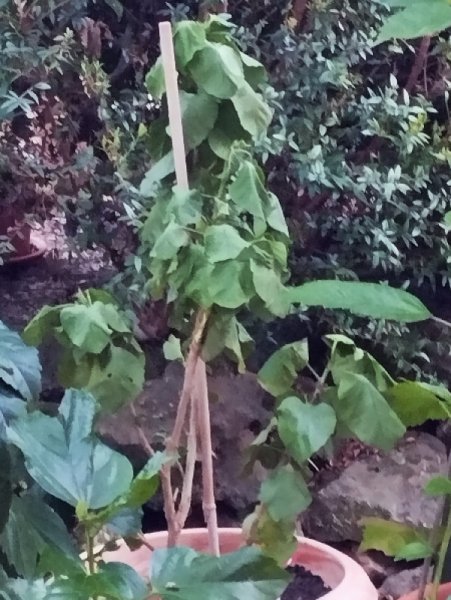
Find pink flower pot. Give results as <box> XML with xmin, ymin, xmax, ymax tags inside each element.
<box><xmin>103</xmin><ymin>528</ymin><xmax>377</xmax><ymax>600</ymax></box>
<box><xmin>399</xmin><ymin>582</ymin><xmax>451</xmax><ymax>600</ymax></box>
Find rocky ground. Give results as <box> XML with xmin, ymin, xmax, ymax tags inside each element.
<box><xmin>1</xmin><ymin>253</ymin><xmax>450</xmax><ymax>599</ymax></box>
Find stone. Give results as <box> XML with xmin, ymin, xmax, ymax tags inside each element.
<box><xmin>379</xmin><ymin>566</ymin><xmax>430</xmax><ymax>599</ymax></box>
<box><xmin>97</xmin><ymin>362</ymin><xmax>272</xmax><ymax>515</ymax></box>
<box><xmin>302</xmin><ymin>432</ymin><xmax>447</xmax><ymax>543</ymax></box>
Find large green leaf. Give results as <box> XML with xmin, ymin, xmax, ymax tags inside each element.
<box><xmin>285</xmin><ymin>281</ymin><xmax>431</xmax><ymax>323</ymax></box>
<box><xmin>259</xmin><ymin>466</ymin><xmax>311</xmax><ymax>521</ymax></box>
<box><xmin>151</xmin><ymin>545</ymin><xmax>290</xmax><ymax>600</ymax></box>
<box><xmin>360</xmin><ymin>517</ymin><xmax>430</xmax><ymax>558</ymax></box>
<box><xmin>60</xmin><ymin>303</ymin><xmax>113</xmax><ymax>355</ymax></box>
<box><xmin>0</xmin><ymin>320</ymin><xmax>41</xmax><ymax>401</ymax></box>
<box><xmin>189</xmin><ymin>42</ymin><xmax>244</xmax><ymax>99</ymax></box>
<box><xmin>205</xmin><ymin>224</ymin><xmax>249</xmax><ymax>262</ymax></box>
<box><xmin>228</xmin><ymin>161</ymin><xmax>266</xmax><ymax>234</ymax></box>
<box><xmin>424</xmin><ymin>476</ymin><xmax>451</xmax><ymax>496</ymax></box>
<box><xmin>327</xmin><ymin>334</ymin><xmax>394</xmax><ymax>392</ymax></box>
<box><xmin>0</xmin><ymin>493</ymin><xmax>80</xmax><ymax>578</ymax></box>
<box><xmin>250</xmin><ymin>262</ymin><xmax>290</xmax><ymax>318</ymax></box>
<box><xmin>83</xmin><ymin>346</ymin><xmax>145</xmax><ymax>413</ymax></box>
<box><xmin>151</xmin><ymin>220</ymin><xmax>190</xmax><ymax>261</ymax></box>
<box><xmin>8</xmin><ymin>389</ymin><xmax>133</xmax><ymax>509</ymax></box>
<box><xmin>174</xmin><ymin>21</ymin><xmax>207</xmax><ymax>67</ymax></box>
<box><xmin>205</xmin><ymin>261</ymin><xmax>250</xmax><ymax>309</ymax></box>
<box><xmin>22</xmin><ymin>305</ymin><xmax>65</xmax><ymax>346</ymax></box>
<box><xmin>202</xmin><ymin>314</ymin><xmax>252</xmax><ymax>372</ymax></box>
<box><xmin>244</xmin><ymin>507</ymin><xmax>297</xmax><ymax>565</ymax></box>
<box><xmin>376</xmin><ymin>0</ymin><xmax>451</xmax><ymax>44</ymax></box>
<box><xmin>166</xmin><ymin>187</ymin><xmax>203</xmax><ymax>228</ymax></box>
<box><xmin>277</xmin><ymin>397</ymin><xmax>336</xmax><ymax>464</ymax></box>
<box><xmin>387</xmin><ymin>381</ymin><xmax>451</xmax><ymax>427</ymax></box>
<box><xmin>335</xmin><ymin>373</ymin><xmax>405</xmax><ymax>450</ymax></box>
<box><xmin>231</xmin><ymin>82</ymin><xmax>272</xmax><ymax>138</ymax></box>
<box><xmin>258</xmin><ymin>340</ymin><xmax>309</xmax><ymax>397</ymax></box>
<box><xmin>179</xmin><ymin>91</ymin><xmax>218</xmax><ymax>151</ymax></box>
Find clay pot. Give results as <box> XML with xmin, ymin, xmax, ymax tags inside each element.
<box><xmin>399</xmin><ymin>583</ymin><xmax>451</xmax><ymax>600</ymax></box>
<box><xmin>103</xmin><ymin>528</ymin><xmax>377</xmax><ymax>600</ymax></box>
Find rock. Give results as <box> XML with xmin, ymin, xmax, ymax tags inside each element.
<box><xmin>379</xmin><ymin>566</ymin><xmax>430</xmax><ymax>599</ymax></box>
<box><xmin>97</xmin><ymin>362</ymin><xmax>272</xmax><ymax>514</ymax></box>
<box><xmin>303</xmin><ymin>432</ymin><xmax>447</xmax><ymax>543</ymax></box>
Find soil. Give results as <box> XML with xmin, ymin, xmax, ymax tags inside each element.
<box><xmin>281</xmin><ymin>565</ymin><xmax>331</xmax><ymax>600</ymax></box>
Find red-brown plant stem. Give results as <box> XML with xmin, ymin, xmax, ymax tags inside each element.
<box><xmin>196</xmin><ymin>358</ymin><xmax>220</xmax><ymax>556</ymax></box>
<box><xmin>161</xmin><ymin>309</ymin><xmax>209</xmax><ymax>546</ymax></box>
<box><xmin>176</xmin><ymin>395</ymin><xmax>198</xmax><ymax>528</ymax></box>
<box><xmin>406</xmin><ymin>36</ymin><xmax>431</xmax><ymax>94</ymax></box>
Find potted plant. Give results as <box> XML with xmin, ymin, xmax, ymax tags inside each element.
<box><xmin>97</xmin><ymin>16</ymin><xmax>434</xmax><ymax>600</ymax></box>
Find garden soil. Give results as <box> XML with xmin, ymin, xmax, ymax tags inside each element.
<box><xmin>281</xmin><ymin>565</ymin><xmax>331</xmax><ymax>600</ymax></box>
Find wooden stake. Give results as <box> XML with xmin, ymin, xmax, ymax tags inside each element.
<box><xmin>158</xmin><ymin>22</ymin><xmax>189</xmax><ymax>189</ymax></box>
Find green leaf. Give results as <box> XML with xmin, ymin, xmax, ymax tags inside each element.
<box><xmin>202</xmin><ymin>314</ymin><xmax>251</xmax><ymax>372</ymax></box>
<box><xmin>264</xmin><ymin>192</ymin><xmax>289</xmax><ymax>237</ymax></box>
<box><xmin>189</xmin><ymin>42</ymin><xmax>244</xmax><ymax>99</ymax></box>
<box><xmin>0</xmin><ymin>493</ymin><xmax>80</xmax><ymax>578</ymax></box>
<box><xmin>228</xmin><ymin>161</ymin><xmax>266</xmax><ymax>233</ymax></box>
<box><xmin>205</xmin><ymin>224</ymin><xmax>249</xmax><ymax>262</ymax></box>
<box><xmin>208</xmin><ymin>102</ymin><xmax>250</xmax><ymax>159</ymax></box>
<box><xmin>151</xmin><ymin>545</ymin><xmax>290</xmax><ymax>600</ymax></box>
<box><xmin>0</xmin><ymin>320</ymin><xmax>41</xmax><ymax>401</ymax></box>
<box><xmin>250</xmin><ymin>262</ymin><xmax>290</xmax><ymax>318</ymax></box>
<box><xmin>84</xmin><ymin>346</ymin><xmax>145</xmax><ymax>413</ymax></box>
<box><xmin>387</xmin><ymin>381</ymin><xmax>451</xmax><ymax>427</ymax></box>
<box><xmin>140</xmin><ymin>152</ymin><xmax>175</xmax><ymax>196</ymax></box>
<box><xmin>258</xmin><ymin>340</ymin><xmax>309</xmax><ymax>397</ymax></box>
<box><xmin>166</xmin><ymin>187</ymin><xmax>203</xmax><ymax>227</ymax></box>
<box><xmin>243</xmin><ymin>507</ymin><xmax>297</xmax><ymax>566</ymax></box>
<box><xmin>335</xmin><ymin>373</ymin><xmax>405</xmax><ymax>450</ymax></box>
<box><xmin>0</xmin><ymin>576</ymin><xmax>49</xmax><ymax>600</ymax></box>
<box><xmin>231</xmin><ymin>82</ymin><xmax>272</xmax><ymax>138</ymax></box>
<box><xmin>240</xmin><ymin>52</ymin><xmax>267</xmax><ymax>87</ymax></box>
<box><xmin>60</xmin><ymin>303</ymin><xmax>113</xmax><ymax>354</ymax></box>
<box><xmin>8</xmin><ymin>389</ymin><xmax>133</xmax><ymax>509</ymax></box>
<box><xmin>277</xmin><ymin>397</ymin><xmax>336</xmax><ymax>464</ymax></box>
<box><xmin>50</xmin><ymin>562</ymin><xmax>148</xmax><ymax>600</ymax></box>
<box><xmin>174</xmin><ymin>21</ymin><xmax>207</xmax><ymax>67</ymax></box>
<box><xmin>360</xmin><ymin>517</ymin><xmax>430</xmax><ymax>558</ymax></box>
<box><xmin>163</xmin><ymin>335</ymin><xmax>184</xmax><ymax>361</ymax></box>
<box><xmin>327</xmin><ymin>334</ymin><xmax>394</xmax><ymax>392</ymax></box>
<box><xmin>179</xmin><ymin>91</ymin><xmax>218</xmax><ymax>151</ymax></box>
<box><xmin>285</xmin><ymin>281</ymin><xmax>431</xmax><ymax>323</ymax></box>
<box><xmin>394</xmin><ymin>541</ymin><xmax>433</xmax><ymax>562</ymax></box>
<box><xmin>145</xmin><ymin>57</ymin><xmax>165</xmax><ymax>99</ymax></box>
<box><xmin>207</xmin><ymin>262</ymin><xmax>250</xmax><ymax>309</ymax></box>
<box><xmin>424</xmin><ymin>476</ymin><xmax>451</xmax><ymax>496</ymax></box>
<box><xmin>259</xmin><ymin>466</ymin><xmax>311</xmax><ymax>521</ymax></box>
<box><xmin>375</xmin><ymin>0</ymin><xmax>451</xmax><ymax>44</ymax></box>
<box><xmin>151</xmin><ymin>220</ymin><xmax>190</xmax><ymax>260</ymax></box>
<box><xmin>23</xmin><ymin>305</ymin><xmax>64</xmax><ymax>346</ymax></box>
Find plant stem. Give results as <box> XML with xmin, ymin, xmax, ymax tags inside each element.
<box><xmin>86</xmin><ymin>532</ymin><xmax>96</xmax><ymax>576</ymax></box>
<box><xmin>432</xmin><ymin>499</ymin><xmax>451</xmax><ymax>599</ymax></box>
<box><xmin>417</xmin><ymin>496</ymin><xmax>444</xmax><ymax>600</ymax></box>
<box><xmin>162</xmin><ymin>309</ymin><xmax>209</xmax><ymax>546</ymax></box>
<box><xmin>196</xmin><ymin>358</ymin><xmax>220</xmax><ymax>556</ymax></box>
<box><xmin>176</xmin><ymin>395</ymin><xmax>198</xmax><ymax>528</ymax></box>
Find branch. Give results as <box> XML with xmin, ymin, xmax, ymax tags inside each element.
<box><xmin>406</xmin><ymin>36</ymin><xmax>431</xmax><ymax>94</ymax></box>
<box><xmin>175</xmin><ymin>395</ymin><xmax>198</xmax><ymax>528</ymax></box>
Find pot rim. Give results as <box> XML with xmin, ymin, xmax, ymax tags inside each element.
<box><xmin>103</xmin><ymin>527</ymin><xmax>377</xmax><ymax>600</ymax></box>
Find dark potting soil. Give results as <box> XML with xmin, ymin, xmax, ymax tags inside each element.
<box><xmin>281</xmin><ymin>565</ymin><xmax>331</xmax><ymax>600</ymax></box>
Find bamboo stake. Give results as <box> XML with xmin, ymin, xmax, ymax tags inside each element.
<box><xmin>196</xmin><ymin>358</ymin><xmax>220</xmax><ymax>556</ymax></box>
<box><xmin>158</xmin><ymin>22</ymin><xmax>188</xmax><ymax>189</ymax></box>
<box><xmin>157</xmin><ymin>22</ymin><xmax>219</xmax><ymax>554</ymax></box>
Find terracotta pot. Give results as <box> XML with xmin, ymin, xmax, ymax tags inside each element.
<box><xmin>103</xmin><ymin>528</ymin><xmax>377</xmax><ymax>600</ymax></box>
<box><xmin>399</xmin><ymin>582</ymin><xmax>451</xmax><ymax>600</ymax></box>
